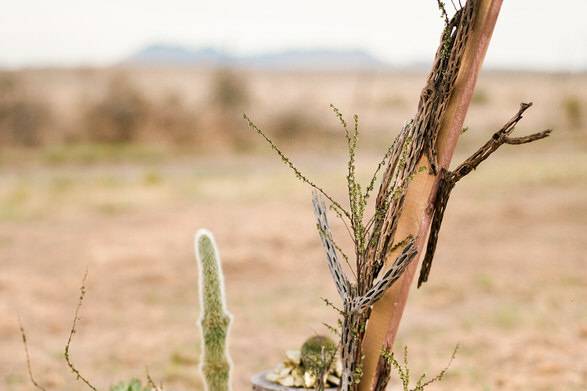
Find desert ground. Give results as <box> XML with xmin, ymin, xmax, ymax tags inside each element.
<box><xmin>0</xmin><ymin>68</ymin><xmax>586</xmax><ymax>390</ymax></box>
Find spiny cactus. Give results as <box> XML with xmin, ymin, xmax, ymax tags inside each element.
<box><xmin>195</xmin><ymin>229</ymin><xmax>232</xmax><ymax>391</ymax></box>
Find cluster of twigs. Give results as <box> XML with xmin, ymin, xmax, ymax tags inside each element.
<box><xmin>19</xmin><ymin>271</ymin><xmax>164</xmax><ymax>391</ymax></box>
<box><xmin>376</xmin><ymin>346</ymin><xmax>458</xmax><ymax>391</ymax></box>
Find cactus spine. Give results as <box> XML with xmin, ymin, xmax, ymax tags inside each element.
<box><xmin>195</xmin><ymin>229</ymin><xmax>232</xmax><ymax>391</ymax></box>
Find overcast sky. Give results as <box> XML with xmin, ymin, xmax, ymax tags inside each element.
<box><xmin>1</xmin><ymin>0</ymin><xmax>586</xmax><ymax>70</ymax></box>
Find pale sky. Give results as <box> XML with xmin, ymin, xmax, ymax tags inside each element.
<box><xmin>1</xmin><ymin>0</ymin><xmax>586</xmax><ymax>70</ymax></box>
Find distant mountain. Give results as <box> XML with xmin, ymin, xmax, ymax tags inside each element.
<box><xmin>126</xmin><ymin>45</ymin><xmax>233</xmax><ymax>66</ymax></box>
<box><xmin>239</xmin><ymin>48</ymin><xmax>387</xmax><ymax>70</ymax></box>
<box><xmin>125</xmin><ymin>44</ymin><xmax>390</xmax><ymax>70</ymax></box>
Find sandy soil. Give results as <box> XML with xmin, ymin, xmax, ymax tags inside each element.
<box><xmin>0</xmin><ymin>142</ymin><xmax>585</xmax><ymax>391</ymax></box>
<box><xmin>1</xmin><ymin>67</ymin><xmax>586</xmax><ymax>390</ymax></box>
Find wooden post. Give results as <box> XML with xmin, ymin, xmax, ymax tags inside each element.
<box><xmin>358</xmin><ymin>1</ymin><xmax>504</xmax><ymax>389</ymax></box>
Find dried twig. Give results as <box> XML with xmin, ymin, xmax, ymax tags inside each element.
<box><xmin>437</xmin><ymin>0</ymin><xmax>450</xmax><ymax>25</ymax></box>
<box><xmin>18</xmin><ymin>317</ymin><xmax>47</xmax><ymax>391</ymax></box>
<box><xmin>244</xmin><ymin>113</ymin><xmax>350</xmax><ymax>219</ymax></box>
<box><xmin>321</xmin><ymin>297</ymin><xmax>345</xmax><ymax>315</ymax></box>
<box><xmin>146</xmin><ymin>368</ymin><xmax>164</xmax><ymax>391</ymax></box>
<box><xmin>450</xmin><ymin>102</ymin><xmax>551</xmax><ymax>181</ymax></box>
<box><xmin>64</xmin><ymin>270</ymin><xmax>98</xmax><ymax>391</ymax></box>
<box><xmin>374</xmin><ymin>345</ymin><xmax>458</xmax><ymax>391</ymax></box>
<box><xmin>414</xmin><ymin>345</ymin><xmax>459</xmax><ymax>389</ymax></box>
<box><xmin>322</xmin><ymin>321</ymin><xmax>341</xmax><ymax>337</ymax></box>
<box><xmin>418</xmin><ymin>102</ymin><xmax>552</xmax><ymax>287</ymax></box>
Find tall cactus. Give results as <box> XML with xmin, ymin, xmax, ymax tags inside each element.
<box><xmin>195</xmin><ymin>229</ymin><xmax>232</xmax><ymax>391</ymax></box>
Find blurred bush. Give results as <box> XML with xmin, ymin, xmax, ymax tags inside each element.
<box><xmin>210</xmin><ymin>68</ymin><xmax>249</xmax><ymax>111</ymax></box>
<box><xmin>0</xmin><ymin>68</ymin><xmax>364</xmax><ymax>154</ymax></box>
<box><xmin>0</xmin><ymin>73</ymin><xmax>52</xmax><ymax>146</ymax></box>
<box><xmin>150</xmin><ymin>93</ymin><xmax>199</xmax><ymax>146</ymax></box>
<box><xmin>83</xmin><ymin>74</ymin><xmax>148</xmax><ymax>143</ymax></box>
<box><xmin>207</xmin><ymin>68</ymin><xmax>253</xmax><ymax>151</ymax></box>
<box><xmin>0</xmin><ymin>68</ymin><xmax>579</xmax><ymax>157</ymax></box>
<box><xmin>271</xmin><ymin>109</ymin><xmax>316</xmax><ymax>142</ymax></box>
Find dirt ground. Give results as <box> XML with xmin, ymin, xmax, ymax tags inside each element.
<box><xmin>1</xmin><ymin>70</ymin><xmax>586</xmax><ymax>390</ymax></box>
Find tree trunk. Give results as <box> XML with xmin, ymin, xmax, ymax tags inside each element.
<box><xmin>358</xmin><ymin>1</ymin><xmax>504</xmax><ymax>390</ymax></box>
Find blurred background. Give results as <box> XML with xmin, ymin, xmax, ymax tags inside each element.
<box><xmin>1</xmin><ymin>1</ymin><xmax>585</xmax><ymax>390</ymax></box>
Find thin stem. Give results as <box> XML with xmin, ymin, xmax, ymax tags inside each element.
<box><xmin>244</xmin><ymin>113</ymin><xmax>351</xmax><ymax>219</ymax></box>
<box><xmin>64</xmin><ymin>270</ymin><xmax>98</xmax><ymax>391</ymax></box>
<box><xmin>18</xmin><ymin>317</ymin><xmax>47</xmax><ymax>391</ymax></box>
<box><xmin>364</xmin><ymin>136</ymin><xmax>401</xmax><ymax>201</ymax></box>
<box><xmin>329</xmin><ymin>203</ymin><xmax>357</xmax><ymax>246</ymax></box>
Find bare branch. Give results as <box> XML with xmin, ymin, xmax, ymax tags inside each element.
<box><xmin>415</xmin><ymin>345</ymin><xmax>459</xmax><ymax>389</ymax></box>
<box><xmin>244</xmin><ymin>113</ymin><xmax>350</xmax><ymax>219</ymax></box>
<box><xmin>329</xmin><ymin>203</ymin><xmax>356</xmax><ymax>246</ymax></box>
<box><xmin>146</xmin><ymin>368</ymin><xmax>164</xmax><ymax>391</ymax></box>
<box><xmin>364</xmin><ymin>138</ymin><xmax>399</xmax><ymax>201</ymax></box>
<box><xmin>418</xmin><ymin>103</ymin><xmax>553</xmax><ymax>287</ymax></box>
<box><xmin>450</xmin><ymin>102</ymin><xmax>551</xmax><ymax>182</ymax></box>
<box><xmin>18</xmin><ymin>317</ymin><xmax>47</xmax><ymax>391</ymax></box>
<box><xmin>375</xmin><ymin>344</ymin><xmax>458</xmax><ymax>391</ymax></box>
<box><xmin>505</xmin><ymin>129</ymin><xmax>551</xmax><ymax>145</ymax></box>
<box><xmin>64</xmin><ymin>270</ymin><xmax>98</xmax><ymax>391</ymax></box>
<box><xmin>322</xmin><ymin>321</ymin><xmax>341</xmax><ymax>337</ymax></box>
<box><xmin>322</xmin><ymin>297</ymin><xmax>345</xmax><ymax>315</ymax></box>
<box><xmin>436</xmin><ymin>0</ymin><xmax>450</xmax><ymax>25</ymax></box>
<box><xmin>417</xmin><ymin>170</ymin><xmax>455</xmax><ymax>288</ymax></box>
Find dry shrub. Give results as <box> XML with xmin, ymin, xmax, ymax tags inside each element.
<box><xmin>149</xmin><ymin>93</ymin><xmax>199</xmax><ymax>146</ymax></box>
<box><xmin>202</xmin><ymin>69</ymin><xmax>253</xmax><ymax>151</ymax></box>
<box><xmin>271</xmin><ymin>109</ymin><xmax>317</xmax><ymax>142</ymax></box>
<box><xmin>210</xmin><ymin>68</ymin><xmax>249</xmax><ymax>111</ymax></box>
<box><xmin>196</xmin><ymin>110</ymin><xmax>252</xmax><ymax>152</ymax></box>
<box><xmin>0</xmin><ymin>72</ymin><xmax>52</xmax><ymax>147</ymax></box>
<box><xmin>80</xmin><ymin>70</ymin><xmax>251</xmax><ymax>150</ymax></box>
<box><xmin>83</xmin><ymin>74</ymin><xmax>149</xmax><ymax>143</ymax></box>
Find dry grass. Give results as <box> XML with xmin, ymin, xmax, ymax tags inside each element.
<box><xmin>0</xmin><ymin>68</ymin><xmax>585</xmax><ymax>390</ymax></box>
